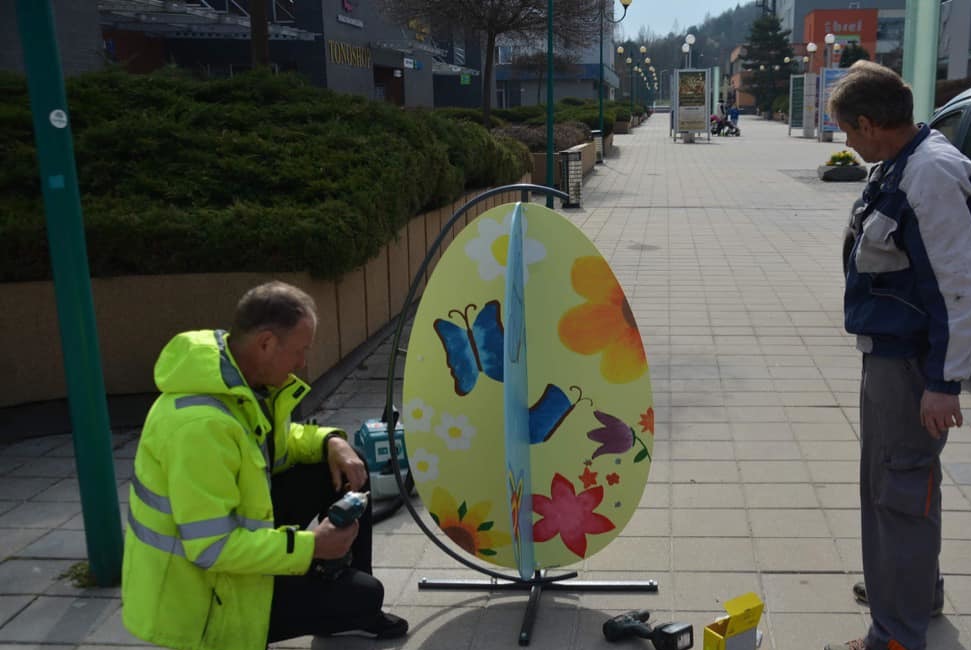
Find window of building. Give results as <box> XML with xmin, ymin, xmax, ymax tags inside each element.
<box><xmin>877</xmin><ymin>18</ymin><xmax>905</xmax><ymax>42</ymax></box>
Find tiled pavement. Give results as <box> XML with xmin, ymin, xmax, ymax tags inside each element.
<box><xmin>2</xmin><ymin>115</ymin><xmax>970</xmax><ymax>650</ymax></box>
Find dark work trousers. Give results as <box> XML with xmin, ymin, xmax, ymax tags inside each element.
<box><xmin>860</xmin><ymin>355</ymin><xmax>948</xmax><ymax>650</ymax></box>
<box><xmin>266</xmin><ymin>457</ymin><xmax>385</xmax><ymax>643</ymax></box>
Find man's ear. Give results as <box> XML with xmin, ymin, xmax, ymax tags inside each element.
<box><xmin>253</xmin><ymin>329</ymin><xmax>276</xmax><ymax>355</ymax></box>
<box><xmin>857</xmin><ymin>114</ymin><xmax>874</xmax><ymax>134</ymax></box>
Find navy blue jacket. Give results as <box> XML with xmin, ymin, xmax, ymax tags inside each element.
<box><xmin>845</xmin><ymin>125</ymin><xmax>971</xmax><ymax>394</ymax></box>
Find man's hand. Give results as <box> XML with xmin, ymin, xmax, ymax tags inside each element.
<box><xmin>326</xmin><ymin>435</ymin><xmax>367</xmax><ymax>491</ymax></box>
<box><xmin>311</xmin><ymin>518</ymin><xmax>358</xmax><ymax>559</ymax></box>
<box><xmin>920</xmin><ymin>390</ymin><xmax>964</xmax><ymax>439</ymax></box>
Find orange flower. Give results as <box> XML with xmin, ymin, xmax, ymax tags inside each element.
<box><xmin>558</xmin><ymin>256</ymin><xmax>647</xmax><ymax>384</ymax></box>
<box><xmin>639</xmin><ymin>407</ymin><xmax>655</xmax><ymax>435</ymax></box>
<box><xmin>579</xmin><ymin>466</ymin><xmax>598</xmax><ymax>489</ymax></box>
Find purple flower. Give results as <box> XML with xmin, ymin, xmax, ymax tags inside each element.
<box><xmin>587</xmin><ymin>411</ymin><xmax>651</xmax><ymax>463</ymax></box>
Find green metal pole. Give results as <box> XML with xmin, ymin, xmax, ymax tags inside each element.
<box><xmin>903</xmin><ymin>0</ymin><xmax>940</xmax><ymax>123</ymax></box>
<box><xmin>546</xmin><ymin>0</ymin><xmax>554</xmax><ymax>208</ymax></box>
<box><xmin>598</xmin><ymin>4</ymin><xmax>604</xmax><ymax>138</ymax></box>
<box><xmin>629</xmin><ymin>65</ymin><xmax>634</xmax><ymax>114</ymax></box>
<box><xmin>15</xmin><ymin>0</ymin><xmax>124</xmax><ymax>587</ymax></box>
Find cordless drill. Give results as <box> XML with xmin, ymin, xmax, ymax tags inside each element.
<box><xmin>310</xmin><ymin>490</ymin><xmax>369</xmax><ymax>580</ymax></box>
<box><xmin>603</xmin><ymin>610</ymin><xmax>694</xmax><ymax>650</ymax></box>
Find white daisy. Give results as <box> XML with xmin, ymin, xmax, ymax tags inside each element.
<box><xmin>409</xmin><ymin>449</ymin><xmax>439</xmax><ymax>482</ymax></box>
<box><xmin>434</xmin><ymin>412</ymin><xmax>477</xmax><ymax>450</ymax></box>
<box><xmin>464</xmin><ymin>211</ymin><xmax>547</xmax><ymax>283</ymax></box>
<box><xmin>402</xmin><ymin>398</ymin><xmax>434</xmax><ymax>432</ymax></box>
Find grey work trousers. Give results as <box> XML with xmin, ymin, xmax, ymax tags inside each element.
<box><xmin>860</xmin><ymin>354</ymin><xmax>948</xmax><ymax>650</ymax></box>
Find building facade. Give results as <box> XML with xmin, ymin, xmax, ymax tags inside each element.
<box><xmin>493</xmin><ymin>14</ymin><xmax>622</xmax><ymax>109</ymax></box>
<box><xmin>4</xmin><ymin>1</ymin><xmax>483</xmax><ymax>108</ymax></box>
<box><xmin>1</xmin><ymin>1</ymin><xmax>103</xmax><ymax>77</ymax></box>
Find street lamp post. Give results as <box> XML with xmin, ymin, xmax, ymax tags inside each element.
<box><xmin>806</xmin><ymin>41</ymin><xmax>818</xmax><ymax>73</ymax></box>
<box><xmin>627</xmin><ymin>57</ymin><xmax>634</xmax><ymax>113</ymax></box>
<box><xmin>597</xmin><ymin>0</ymin><xmax>632</xmax><ymax>164</ymax></box>
<box><xmin>824</xmin><ymin>32</ymin><xmax>835</xmax><ymax>68</ymax></box>
<box><xmin>681</xmin><ymin>42</ymin><xmax>690</xmax><ymax>68</ymax></box>
<box><xmin>685</xmin><ymin>33</ymin><xmax>696</xmax><ymax>68</ymax></box>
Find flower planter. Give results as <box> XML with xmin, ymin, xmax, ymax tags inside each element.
<box><xmin>817</xmin><ymin>164</ymin><xmax>867</xmax><ymax>182</ymax></box>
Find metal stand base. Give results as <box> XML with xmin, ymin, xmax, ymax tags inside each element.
<box><xmin>419</xmin><ymin>571</ymin><xmax>659</xmax><ymax>646</ymax></box>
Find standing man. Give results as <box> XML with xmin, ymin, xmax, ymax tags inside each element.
<box><xmin>826</xmin><ymin>61</ymin><xmax>971</xmax><ymax>650</ymax></box>
<box><xmin>122</xmin><ymin>281</ymin><xmax>408</xmax><ymax>650</ymax></box>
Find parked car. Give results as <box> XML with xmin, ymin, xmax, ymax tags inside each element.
<box><xmin>842</xmin><ymin>87</ymin><xmax>971</xmax><ymax>273</ymax></box>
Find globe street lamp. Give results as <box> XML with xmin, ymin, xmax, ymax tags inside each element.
<box><xmin>681</xmin><ymin>42</ymin><xmax>690</xmax><ymax>68</ymax></box>
<box><xmin>685</xmin><ymin>33</ymin><xmax>696</xmax><ymax>68</ymax></box>
<box><xmin>824</xmin><ymin>32</ymin><xmax>836</xmax><ymax>68</ymax></box>
<box><xmin>597</xmin><ymin>0</ymin><xmax>633</xmax><ymax>163</ymax></box>
<box><xmin>626</xmin><ymin>56</ymin><xmax>634</xmax><ymax>113</ymax></box>
<box><xmin>806</xmin><ymin>41</ymin><xmax>818</xmax><ymax>73</ymax></box>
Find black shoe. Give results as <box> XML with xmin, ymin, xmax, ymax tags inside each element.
<box><xmin>853</xmin><ymin>581</ymin><xmax>943</xmax><ymax>617</ymax></box>
<box><xmin>358</xmin><ymin>612</ymin><xmax>409</xmax><ymax>639</ymax></box>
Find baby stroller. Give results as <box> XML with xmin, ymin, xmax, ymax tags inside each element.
<box><xmin>710</xmin><ymin>114</ymin><xmax>740</xmax><ymax>136</ymax></box>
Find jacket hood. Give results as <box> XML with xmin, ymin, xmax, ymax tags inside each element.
<box><xmin>154</xmin><ymin>329</ymin><xmax>249</xmax><ymax>396</ymax></box>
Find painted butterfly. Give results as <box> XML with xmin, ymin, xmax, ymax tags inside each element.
<box><xmin>433</xmin><ymin>301</ymin><xmax>505</xmax><ymax>396</ymax></box>
<box><xmin>527</xmin><ymin>384</ymin><xmax>593</xmax><ymax>444</ymax></box>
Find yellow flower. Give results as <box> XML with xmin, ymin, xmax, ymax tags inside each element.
<box><xmin>558</xmin><ymin>256</ymin><xmax>647</xmax><ymax>384</ymax></box>
<box><xmin>428</xmin><ymin>487</ymin><xmax>511</xmax><ymax>558</ymax></box>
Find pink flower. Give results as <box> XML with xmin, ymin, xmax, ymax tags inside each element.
<box><xmin>533</xmin><ymin>473</ymin><xmax>615</xmax><ymax>558</ymax></box>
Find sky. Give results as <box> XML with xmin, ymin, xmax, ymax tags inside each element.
<box><xmin>616</xmin><ymin>0</ymin><xmax>746</xmax><ymax>41</ymax></box>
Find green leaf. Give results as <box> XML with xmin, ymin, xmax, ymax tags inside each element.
<box><xmin>458</xmin><ymin>501</ymin><xmax>467</xmax><ymax>520</ymax></box>
<box><xmin>480</xmin><ymin>548</ymin><xmax>497</xmax><ymax>556</ymax></box>
<box><xmin>430</xmin><ymin>512</ymin><xmax>439</xmax><ymax>525</ymax></box>
<box><xmin>634</xmin><ymin>449</ymin><xmax>649</xmax><ymax>463</ymax></box>
<box><xmin>477</xmin><ymin>521</ymin><xmax>494</xmax><ymax>531</ymax></box>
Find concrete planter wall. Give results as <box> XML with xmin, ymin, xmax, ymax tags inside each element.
<box><xmin>614</xmin><ymin>120</ymin><xmax>630</xmax><ymax>134</ymax></box>
<box><xmin>1</xmin><ymin>179</ymin><xmax>528</xmax><ymax>408</ymax></box>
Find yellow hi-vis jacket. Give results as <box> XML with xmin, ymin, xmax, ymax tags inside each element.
<box><xmin>121</xmin><ymin>329</ymin><xmax>342</xmax><ymax>650</ymax></box>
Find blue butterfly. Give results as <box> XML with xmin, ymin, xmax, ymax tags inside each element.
<box><xmin>433</xmin><ymin>301</ymin><xmax>505</xmax><ymax>396</ymax></box>
<box><xmin>528</xmin><ymin>384</ymin><xmax>593</xmax><ymax>444</ymax></box>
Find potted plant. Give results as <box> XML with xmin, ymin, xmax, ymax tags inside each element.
<box><xmin>818</xmin><ymin>149</ymin><xmax>867</xmax><ymax>181</ymax></box>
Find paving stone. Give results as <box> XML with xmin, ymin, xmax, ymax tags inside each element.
<box><xmin>0</xmin><ymin>559</ymin><xmax>75</xmax><ymax>595</ymax></box>
<box><xmin>0</xmin><ymin>477</ymin><xmax>59</xmax><ymax>501</ymax></box>
<box><xmin>0</xmin><ymin>596</ymin><xmax>32</xmax><ymax>628</ymax></box>
<box><xmin>0</xmin><ymin>596</ymin><xmax>117</xmax><ymax>643</ymax></box>
<box><xmin>0</xmin><ymin>502</ymin><xmax>80</xmax><ymax>530</ymax></box>
<box><xmin>16</xmin><ymin>530</ymin><xmax>87</xmax><ymax>560</ymax></box>
<box><xmin>0</xmin><ymin>529</ymin><xmax>47</xmax><ymax>561</ymax></box>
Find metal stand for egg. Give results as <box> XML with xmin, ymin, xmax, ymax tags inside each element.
<box><xmin>382</xmin><ymin>184</ymin><xmax>659</xmax><ymax>646</ymax></box>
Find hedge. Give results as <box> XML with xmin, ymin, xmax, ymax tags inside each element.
<box><xmin>0</xmin><ymin>68</ymin><xmax>530</xmax><ymax>282</ymax></box>
<box><xmin>438</xmin><ymin>99</ymin><xmax>617</xmax><ymax>136</ymax></box>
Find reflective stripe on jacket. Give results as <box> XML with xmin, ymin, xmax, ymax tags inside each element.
<box><xmin>121</xmin><ymin>329</ymin><xmax>342</xmax><ymax>650</ymax></box>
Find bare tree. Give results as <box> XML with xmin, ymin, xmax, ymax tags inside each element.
<box><xmin>509</xmin><ymin>49</ymin><xmax>583</xmax><ymax>104</ymax></box>
<box><xmin>377</xmin><ymin>0</ymin><xmax>599</xmax><ymax>124</ymax></box>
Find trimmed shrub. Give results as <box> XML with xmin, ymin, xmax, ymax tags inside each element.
<box><xmin>491</xmin><ymin>121</ymin><xmax>590</xmax><ymax>153</ymax></box>
<box><xmin>0</xmin><ymin>69</ymin><xmax>530</xmax><ymax>282</ymax></box>
<box><xmin>432</xmin><ymin>106</ymin><xmax>507</xmax><ymax>129</ymax></box>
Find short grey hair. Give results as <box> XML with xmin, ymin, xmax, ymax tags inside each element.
<box><xmin>827</xmin><ymin>60</ymin><xmax>913</xmax><ymax>130</ymax></box>
<box><xmin>231</xmin><ymin>281</ymin><xmax>316</xmax><ymax>337</ymax></box>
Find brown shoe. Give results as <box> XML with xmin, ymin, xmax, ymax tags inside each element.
<box><xmin>823</xmin><ymin>639</ymin><xmax>867</xmax><ymax>650</ymax></box>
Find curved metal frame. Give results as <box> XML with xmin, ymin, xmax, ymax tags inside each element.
<box><xmin>381</xmin><ymin>184</ymin><xmax>572</xmax><ymax>586</ymax></box>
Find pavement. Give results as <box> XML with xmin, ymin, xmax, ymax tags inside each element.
<box><xmin>2</xmin><ymin>114</ymin><xmax>970</xmax><ymax>650</ymax></box>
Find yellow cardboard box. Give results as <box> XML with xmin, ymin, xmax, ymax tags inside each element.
<box><xmin>703</xmin><ymin>592</ymin><xmax>764</xmax><ymax>650</ymax></box>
